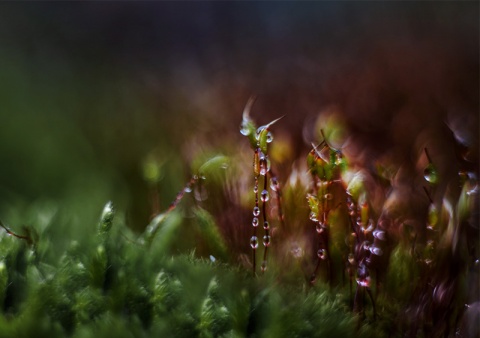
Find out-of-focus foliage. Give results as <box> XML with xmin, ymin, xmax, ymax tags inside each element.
<box><xmin>0</xmin><ymin>2</ymin><xmax>477</xmax><ymax>337</ymax></box>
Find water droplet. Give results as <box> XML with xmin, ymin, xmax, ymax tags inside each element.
<box><xmin>266</xmin><ymin>131</ymin><xmax>273</xmax><ymax>143</ymax></box>
<box><xmin>253</xmin><ymin>207</ymin><xmax>260</xmax><ymax>217</ymax></box>
<box><xmin>369</xmin><ymin>246</ymin><xmax>383</xmax><ymax>256</ymax></box>
<box><xmin>253</xmin><ymin>185</ymin><xmax>258</xmax><ymax>194</ymax></box>
<box><xmin>424</xmin><ymin>164</ymin><xmax>438</xmax><ymax>184</ymax></box>
<box><xmin>317</xmin><ymin>249</ymin><xmax>327</xmax><ymax>260</ymax></box>
<box><xmin>252</xmin><ymin>217</ymin><xmax>259</xmax><ymax>227</ymax></box>
<box><xmin>270</xmin><ymin>178</ymin><xmax>280</xmax><ymax>191</ymax></box>
<box><xmin>261</xmin><ymin>261</ymin><xmax>267</xmax><ymax>272</ymax></box>
<box><xmin>348</xmin><ymin>253</ymin><xmax>355</xmax><ymax>265</ymax></box>
<box><xmin>263</xmin><ymin>221</ymin><xmax>269</xmax><ymax>230</ymax></box>
<box><xmin>373</xmin><ymin>229</ymin><xmax>386</xmax><ymax>240</ymax></box>
<box><xmin>309</xmin><ymin>212</ymin><xmax>318</xmax><ymax>222</ymax></box>
<box><xmin>240</xmin><ymin>121</ymin><xmax>251</xmax><ymax>136</ymax></box>
<box><xmin>250</xmin><ymin>236</ymin><xmax>258</xmax><ymax>249</ymax></box>
<box><xmin>316</xmin><ymin>223</ymin><xmax>324</xmax><ymax>234</ymax></box>
<box><xmin>324</xmin><ymin>193</ymin><xmax>333</xmax><ymax>200</ymax></box>
<box><xmin>256</xmin><ymin>126</ymin><xmax>266</xmax><ymax>136</ymax></box>
<box><xmin>356</xmin><ymin>276</ymin><xmax>371</xmax><ymax>288</ymax></box>
<box><xmin>263</xmin><ymin>235</ymin><xmax>271</xmax><ymax>247</ymax></box>
<box><xmin>309</xmin><ymin>274</ymin><xmax>317</xmax><ymax>284</ymax></box>
<box><xmin>184</xmin><ymin>186</ymin><xmax>192</xmax><ymax>193</ymax></box>
<box><xmin>209</xmin><ymin>255</ymin><xmax>216</xmax><ymax>262</ymax></box>
<box><xmin>260</xmin><ymin>162</ymin><xmax>267</xmax><ymax>176</ymax></box>
<box><xmin>261</xmin><ymin>190</ymin><xmax>270</xmax><ymax>202</ymax></box>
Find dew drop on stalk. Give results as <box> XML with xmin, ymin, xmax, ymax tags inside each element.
<box><xmin>309</xmin><ymin>212</ymin><xmax>318</xmax><ymax>222</ymax></box>
<box><xmin>356</xmin><ymin>276</ymin><xmax>371</xmax><ymax>288</ymax></box>
<box><xmin>250</xmin><ymin>236</ymin><xmax>259</xmax><ymax>249</ymax></box>
<box><xmin>259</xmin><ymin>162</ymin><xmax>267</xmax><ymax>176</ymax></box>
<box><xmin>324</xmin><ymin>193</ymin><xmax>333</xmax><ymax>200</ymax></box>
<box><xmin>263</xmin><ymin>235</ymin><xmax>271</xmax><ymax>247</ymax></box>
<box><xmin>240</xmin><ymin>122</ymin><xmax>250</xmax><ymax>136</ymax></box>
<box><xmin>316</xmin><ymin>223</ymin><xmax>324</xmax><ymax>234</ymax></box>
<box><xmin>266</xmin><ymin>131</ymin><xmax>273</xmax><ymax>143</ymax></box>
<box><xmin>261</xmin><ymin>190</ymin><xmax>270</xmax><ymax>202</ymax></box>
<box><xmin>184</xmin><ymin>186</ymin><xmax>192</xmax><ymax>193</ymax></box>
<box><xmin>369</xmin><ymin>246</ymin><xmax>383</xmax><ymax>256</ymax></box>
<box><xmin>373</xmin><ymin>229</ymin><xmax>386</xmax><ymax>240</ymax></box>
<box><xmin>317</xmin><ymin>248</ymin><xmax>327</xmax><ymax>260</ymax></box>
<box><xmin>424</xmin><ymin>164</ymin><xmax>438</xmax><ymax>184</ymax></box>
<box><xmin>263</xmin><ymin>221</ymin><xmax>269</xmax><ymax>230</ymax></box>
<box><xmin>253</xmin><ymin>207</ymin><xmax>260</xmax><ymax>217</ymax></box>
<box><xmin>253</xmin><ymin>185</ymin><xmax>258</xmax><ymax>194</ymax></box>
<box><xmin>270</xmin><ymin>177</ymin><xmax>280</xmax><ymax>191</ymax></box>
<box><xmin>252</xmin><ymin>217</ymin><xmax>259</xmax><ymax>227</ymax></box>
<box><xmin>348</xmin><ymin>253</ymin><xmax>355</xmax><ymax>265</ymax></box>
<box><xmin>261</xmin><ymin>261</ymin><xmax>267</xmax><ymax>272</ymax></box>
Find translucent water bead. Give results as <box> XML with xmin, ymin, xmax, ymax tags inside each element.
<box><xmin>263</xmin><ymin>221</ymin><xmax>269</xmax><ymax>230</ymax></box>
<box><xmin>252</xmin><ymin>217</ymin><xmax>259</xmax><ymax>227</ymax></box>
<box><xmin>266</xmin><ymin>131</ymin><xmax>273</xmax><ymax>143</ymax></box>
<box><xmin>317</xmin><ymin>249</ymin><xmax>327</xmax><ymax>260</ymax></box>
<box><xmin>250</xmin><ymin>236</ymin><xmax>259</xmax><ymax>249</ymax></box>
<box><xmin>261</xmin><ymin>260</ymin><xmax>268</xmax><ymax>272</ymax></box>
<box><xmin>424</xmin><ymin>163</ymin><xmax>438</xmax><ymax>184</ymax></box>
<box><xmin>372</xmin><ymin>229</ymin><xmax>386</xmax><ymax>241</ymax></box>
<box><xmin>270</xmin><ymin>177</ymin><xmax>280</xmax><ymax>191</ymax></box>
<box><xmin>253</xmin><ymin>207</ymin><xmax>260</xmax><ymax>217</ymax></box>
<box><xmin>369</xmin><ymin>246</ymin><xmax>383</xmax><ymax>256</ymax></box>
<box><xmin>260</xmin><ymin>190</ymin><xmax>270</xmax><ymax>202</ymax></box>
<box><xmin>263</xmin><ymin>235</ymin><xmax>271</xmax><ymax>247</ymax></box>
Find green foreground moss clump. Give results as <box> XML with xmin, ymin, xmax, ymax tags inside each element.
<box><xmin>0</xmin><ymin>205</ymin><xmax>384</xmax><ymax>338</ymax></box>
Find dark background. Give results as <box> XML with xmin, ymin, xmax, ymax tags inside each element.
<box><xmin>0</xmin><ymin>2</ymin><xmax>477</xmax><ymax>230</ymax></box>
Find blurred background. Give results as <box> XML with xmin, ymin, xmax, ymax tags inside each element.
<box><xmin>0</xmin><ymin>2</ymin><xmax>477</xmax><ymax>233</ymax></box>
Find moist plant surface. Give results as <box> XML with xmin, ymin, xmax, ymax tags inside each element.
<box><xmin>0</xmin><ymin>103</ymin><xmax>477</xmax><ymax>338</ymax></box>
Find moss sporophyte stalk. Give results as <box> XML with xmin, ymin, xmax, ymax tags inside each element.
<box><xmin>0</xmin><ymin>99</ymin><xmax>477</xmax><ymax>337</ymax></box>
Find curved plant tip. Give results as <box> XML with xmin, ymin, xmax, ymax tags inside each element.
<box><xmin>144</xmin><ymin>212</ymin><xmax>168</xmax><ymax>244</ymax></box>
<box><xmin>98</xmin><ymin>201</ymin><xmax>115</xmax><ymax>234</ymax></box>
<box><xmin>240</xmin><ymin>96</ymin><xmax>258</xmax><ymax>147</ymax></box>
